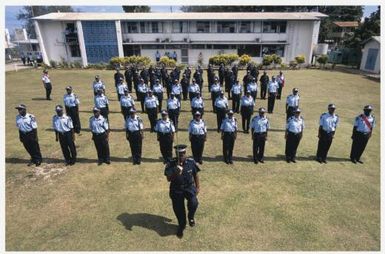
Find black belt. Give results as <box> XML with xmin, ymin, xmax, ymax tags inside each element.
<box><xmin>92</xmin><ymin>132</ymin><xmax>106</xmax><ymax>136</ymax></box>
<box><xmin>254</xmin><ymin>132</ymin><xmax>267</xmax><ymax>135</ymax></box>
<box><xmin>159</xmin><ymin>132</ymin><xmax>172</xmax><ymax>135</ymax></box>
<box><xmin>58</xmin><ymin>131</ymin><xmax>72</xmax><ymax>135</ymax></box>
<box><xmin>357</xmin><ymin>131</ymin><xmax>371</xmax><ymax>135</ymax></box>
<box><xmin>288</xmin><ymin>131</ymin><xmax>301</xmax><ymax>135</ymax></box>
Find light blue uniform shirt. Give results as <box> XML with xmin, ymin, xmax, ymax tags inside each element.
<box><xmin>116</xmin><ymin>83</ymin><xmax>128</xmax><ymax>95</ymax></box>
<box><xmin>247</xmin><ymin>82</ymin><xmax>258</xmax><ymax>92</ymax></box>
<box><xmin>354</xmin><ymin>114</ymin><xmax>375</xmax><ymax>133</ymax></box>
<box><xmin>167</xmin><ymin>97</ymin><xmax>180</xmax><ymax>110</ymax></box>
<box><xmin>63</xmin><ymin>93</ymin><xmax>80</xmax><ymax>107</ymax></box>
<box><xmin>42</xmin><ymin>74</ymin><xmax>51</xmax><ymax>83</ymax></box>
<box><xmin>94</xmin><ymin>94</ymin><xmax>109</xmax><ymax>108</ymax></box>
<box><xmin>153</xmin><ymin>84</ymin><xmax>164</xmax><ymax>93</ymax></box>
<box><xmin>220</xmin><ymin>117</ymin><xmax>238</xmax><ymax>132</ymax></box>
<box><xmin>251</xmin><ymin>115</ymin><xmax>270</xmax><ymax>133</ymax></box>
<box><xmin>93</xmin><ymin>80</ymin><xmax>105</xmax><ymax>92</ymax></box>
<box><xmin>286</xmin><ymin>94</ymin><xmax>300</xmax><ymax>107</ymax></box>
<box><xmin>210</xmin><ymin>83</ymin><xmax>221</xmax><ymax>93</ymax></box>
<box><xmin>172</xmin><ymin>84</ymin><xmax>182</xmax><ymax>95</ymax></box>
<box><xmin>268</xmin><ymin>81</ymin><xmax>279</xmax><ymax>93</ymax></box>
<box><xmin>144</xmin><ymin>95</ymin><xmax>159</xmax><ymax>109</ymax></box>
<box><xmin>155</xmin><ymin>119</ymin><xmax>175</xmax><ymax>134</ymax></box>
<box><xmin>52</xmin><ymin>114</ymin><xmax>73</xmax><ymax>133</ymax></box>
<box><xmin>120</xmin><ymin>95</ymin><xmax>135</xmax><ymax>108</ymax></box>
<box><xmin>231</xmin><ymin>83</ymin><xmax>242</xmax><ymax>95</ymax></box>
<box><xmin>191</xmin><ymin>97</ymin><xmax>204</xmax><ymax>108</ymax></box>
<box><xmin>188</xmin><ymin>119</ymin><xmax>207</xmax><ymax>135</ymax></box>
<box><xmin>125</xmin><ymin>115</ymin><xmax>144</xmax><ymax>132</ymax></box>
<box><xmin>319</xmin><ymin>112</ymin><xmax>339</xmax><ymax>133</ymax></box>
<box><xmin>241</xmin><ymin>95</ymin><xmax>255</xmax><ymax>107</ymax></box>
<box><xmin>16</xmin><ymin>113</ymin><xmax>38</xmax><ymax>133</ymax></box>
<box><xmin>137</xmin><ymin>83</ymin><xmax>148</xmax><ymax>93</ymax></box>
<box><xmin>286</xmin><ymin>116</ymin><xmax>305</xmax><ymax>134</ymax></box>
<box><xmin>215</xmin><ymin>97</ymin><xmax>228</xmax><ymax>109</ymax></box>
<box><xmin>188</xmin><ymin>83</ymin><xmax>200</xmax><ymax>93</ymax></box>
<box><xmin>89</xmin><ymin>115</ymin><xmax>108</xmax><ymax>134</ymax></box>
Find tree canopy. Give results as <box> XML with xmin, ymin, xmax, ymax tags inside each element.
<box><xmin>122</xmin><ymin>6</ymin><xmax>151</xmax><ymax>13</ymax></box>
<box><xmin>17</xmin><ymin>6</ymin><xmax>74</xmax><ymax>39</ymax></box>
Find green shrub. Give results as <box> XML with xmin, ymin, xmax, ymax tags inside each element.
<box><xmin>159</xmin><ymin>56</ymin><xmax>176</xmax><ymax>67</ymax></box>
<box><xmin>295</xmin><ymin>54</ymin><xmax>305</xmax><ymax>64</ymax></box>
<box><xmin>280</xmin><ymin>63</ymin><xmax>288</xmax><ymax>69</ymax></box>
<box><xmin>239</xmin><ymin>54</ymin><xmax>251</xmax><ymax>66</ymax></box>
<box><xmin>110</xmin><ymin>56</ymin><xmax>152</xmax><ymax>68</ymax></box>
<box><xmin>272</xmin><ymin>54</ymin><xmax>282</xmax><ymax>65</ymax></box>
<box><xmin>317</xmin><ymin>54</ymin><xmax>329</xmax><ymax>67</ymax></box>
<box><xmin>209</xmin><ymin>53</ymin><xmax>239</xmax><ymax>66</ymax></box>
<box><xmin>177</xmin><ymin>63</ymin><xmax>187</xmax><ymax>70</ymax></box>
<box><xmin>49</xmin><ymin>60</ymin><xmax>57</xmax><ymax>68</ymax></box>
<box><xmin>262</xmin><ymin>55</ymin><xmax>274</xmax><ymax>66</ymax></box>
<box><xmin>289</xmin><ymin>60</ymin><xmax>298</xmax><ymax>69</ymax></box>
<box><xmin>73</xmin><ymin>61</ymin><xmax>82</xmax><ymax>68</ymax></box>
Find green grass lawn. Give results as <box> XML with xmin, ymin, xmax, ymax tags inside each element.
<box><xmin>5</xmin><ymin>68</ymin><xmax>380</xmax><ymax>251</ymax></box>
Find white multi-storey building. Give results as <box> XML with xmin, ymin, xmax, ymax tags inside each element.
<box><xmin>33</xmin><ymin>12</ymin><xmax>327</xmax><ymax>66</ymax></box>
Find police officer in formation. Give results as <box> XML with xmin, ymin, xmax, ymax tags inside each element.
<box><xmin>218</xmin><ymin>63</ymin><xmax>225</xmax><ymax>86</ymax></box>
<box><xmin>52</xmin><ymin>105</ymin><xmax>77</xmax><ymax>165</ymax></box>
<box><xmin>152</xmin><ymin>79</ymin><xmax>164</xmax><ymax>111</ymax></box>
<box><xmin>124</xmin><ymin>66</ymin><xmax>133</xmax><ymax>93</ymax></box>
<box><xmin>207</xmin><ymin>64</ymin><xmax>215</xmax><ymax>92</ymax></box>
<box><xmin>350</xmin><ymin>105</ymin><xmax>375</xmax><ymax>164</ymax></box>
<box><xmin>114</xmin><ymin>68</ymin><xmax>124</xmax><ymax>87</ymax></box>
<box><xmin>116</xmin><ymin>77</ymin><xmax>128</xmax><ymax>101</ymax></box>
<box><xmin>251</xmin><ymin>107</ymin><xmax>269</xmax><ymax>164</ymax></box>
<box><xmin>120</xmin><ymin>88</ymin><xmax>135</xmax><ymax>121</ymax></box>
<box><xmin>94</xmin><ymin>89</ymin><xmax>110</xmax><ymax>121</ymax></box>
<box><xmin>285</xmin><ymin>108</ymin><xmax>304</xmax><ymax>163</ymax></box>
<box><xmin>276</xmin><ymin>71</ymin><xmax>285</xmax><ymax>100</ymax></box>
<box><xmin>137</xmin><ymin>79</ymin><xmax>148</xmax><ymax>112</ymax></box>
<box><xmin>267</xmin><ymin>76</ymin><xmax>279</xmax><ymax>113</ymax></box>
<box><xmin>286</xmin><ymin>88</ymin><xmax>300</xmax><ymax>120</ymax></box>
<box><xmin>188</xmin><ymin>111</ymin><xmax>207</xmax><ymax>164</ymax></box>
<box><xmin>210</xmin><ymin>77</ymin><xmax>222</xmax><ymax>112</ymax></box>
<box><xmin>316</xmin><ymin>104</ymin><xmax>339</xmax><ymax>163</ymax></box>
<box><xmin>243</xmin><ymin>70</ymin><xmax>253</xmax><ymax>92</ymax></box>
<box><xmin>181</xmin><ymin>74</ymin><xmax>189</xmax><ymax>101</ymax></box>
<box><xmin>63</xmin><ymin>86</ymin><xmax>81</xmax><ymax>134</ymax></box>
<box><xmin>167</xmin><ymin>93</ymin><xmax>181</xmax><ymax>130</ymax></box>
<box><xmin>188</xmin><ymin>79</ymin><xmax>200</xmax><ymax>101</ymax></box>
<box><xmin>155</xmin><ymin>110</ymin><xmax>176</xmax><ymax>163</ymax></box>
<box><xmin>230</xmin><ymin>80</ymin><xmax>242</xmax><ymax>113</ymax></box>
<box><xmin>89</xmin><ymin>107</ymin><xmax>110</xmax><ymax>165</ymax></box>
<box><xmin>232</xmin><ymin>64</ymin><xmax>238</xmax><ymax>81</ymax></box>
<box><xmin>191</xmin><ymin>93</ymin><xmax>204</xmax><ymax>117</ymax></box>
<box><xmin>214</xmin><ymin>91</ymin><xmax>228</xmax><ymax>132</ymax></box>
<box><xmin>41</xmin><ymin>69</ymin><xmax>52</xmax><ymax>100</ymax></box>
<box><xmin>220</xmin><ymin>110</ymin><xmax>237</xmax><ymax>164</ymax></box>
<box><xmin>164</xmin><ymin>144</ymin><xmax>200</xmax><ymax>238</ymax></box>
<box><xmin>144</xmin><ymin>90</ymin><xmax>159</xmax><ymax>132</ymax></box>
<box><xmin>15</xmin><ymin>104</ymin><xmax>42</xmax><ymax>166</ymax></box>
<box><xmin>171</xmin><ymin>79</ymin><xmax>183</xmax><ymax>102</ymax></box>
<box><xmin>92</xmin><ymin>75</ymin><xmax>105</xmax><ymax>96</ymax></box>
<box><xmin>240</xmin><ymin>90</ymin><xmax>255</xmax><ymax>133</ymax></box>
<box><xmin>125</xmin><ymin>108</ymin><xmax>144</xmax><ymax>165</ymax></box>
<box><xmin>224</xmin><ymin>68</ymin><xmax>234</xmax><ymax>99</ymax></box>
<box><xmin>259</xmin><ymin>71</ymin><xmax>269</xmax><ymax>100</ymax></box>
<box><xmin>247</xmin><ymin>77</ymin><xmax>258</xmax><ymax>101</ymax></box>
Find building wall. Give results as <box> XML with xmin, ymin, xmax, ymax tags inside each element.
<box><xmin>285</xmin><ymin>20</ymin><xmax>316</xmax><ymax>64</ymax></box>
<box><xmin>39</xmin><ymin>21</ymin><xmax>82</xmax><ymax>63</ymax></box>
<box><xmin>360</xmin><ymin>40</ymin><xmax>380</xmax><ymax>74</ymax></box>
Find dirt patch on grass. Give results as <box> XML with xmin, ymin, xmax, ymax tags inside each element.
<box><xmin>26</xmin><ymin>163</ymin><xmax>68</xmax><ymax>182</ymax></box>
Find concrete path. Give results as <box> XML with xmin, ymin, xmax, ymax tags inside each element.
<box><xmin>5</xmin><ymin>61</ymin><xmax>34</xmax><ymax>72</ymax></box>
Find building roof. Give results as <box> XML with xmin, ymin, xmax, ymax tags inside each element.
<box><xmin>333</xmin><ymin>21</ymin><xmax>359</xmax><ymax>27</ymax></box>
<box><xmin>361</xmin><ymin>36</ymin><xmax>380</xmax><ymax>45</ymax></box>
<box><xmin>33</xmin><ymin>12</ymin><xmax>327</xmax><ymax>21</ymax></box>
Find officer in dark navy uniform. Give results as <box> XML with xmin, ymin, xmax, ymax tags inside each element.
<box><xmin>350</xmin><ymin>105</ymin><xmax>376</xmax><ymax>164</ymax></box>
<box><xmin>114</xmin><ymin>68</ymin><xmax>124</xmax><ymax>87</ymax></box>
<box><xmin>164</xmin><ymin>144</ymin><xmax>200</xmax><ymax>238</ymax></box>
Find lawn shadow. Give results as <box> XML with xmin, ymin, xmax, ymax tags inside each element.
<box><xmin>203</xmin><ymin>155</ymin><xmax>252</xmax><ymax>162</ymax></box>
<box><xmin>31</xmin><ymin>97</ymin><xmax>49</xmax><ymax>101</ymax></box>
<box><xmin>268</xmin><ymin>128</ymin><xmax>286</xmax><ymax>132</ymax></box>
<box><xmin>6</xmin><ymin>157</ymin><xmax>63</xmax><ymax>164</ymax></box>
<box><xmin>116</xmin><ymin>212</ymin><xmax>177</xmax><ymax>237</ymax></box>
<box><xmin>78</xmin><ymin>110</ymin><xmax>121</xmax><ymax>114</ymax></box>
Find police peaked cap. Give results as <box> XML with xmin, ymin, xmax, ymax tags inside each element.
<box><xmin>364</xmin><ymin>105</ymin><xmax>373</xmax><ymax>110</ymax></box>
<box><xmin>174</xmin><ymin>144</ymin><xmax>187</xmax><ymax>153</ymax></box>
<box><xmin>15</xmin><ymin>104</ymin><xmax>27</xmax><ymax>109</ymax></box>
<box><xmin>328</xmin><ymin>104</ymin><xmax>336</xmax><ymax>109</ymax></box>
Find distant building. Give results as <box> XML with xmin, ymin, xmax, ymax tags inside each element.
<box><xmin>32</xmin><ymin>12</ymin><xmax>327</xmax><ymax>66</ymax></box>
<box><xmin>360</xmin><ymin>36</ymin><xmax>380</xmax><ymax>74</ymax></box>
<box><xmin>329</xmin><ymin>21</ymin><xmax>359</xmax><ymax>47</ymax></box>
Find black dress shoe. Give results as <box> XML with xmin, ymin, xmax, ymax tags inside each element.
<box><xmin>286</xmin><ymin>159</ymin><xmax>291</xmax><ymax>163</ymax></box>
<box><xmin>259</xmin><ymin>159</ymin><xmax>264</xmax><ymax>163</ymax></box>
<box><xmin>27</xmin><ymin>161</ymin><xmax>34</xmax><ymax>166</ymax></box>
<box><xmin>322</xmin><ymin>160</ymin><xmax>327</xmax><ymax>164</ymax></box>
<box><xmin>316</xmin><ymin>158</ymin><xmax>322</xmax><ymax>163</ymax></box>
<box><xmin>35</xmin><ymin>161</ymin><xmax>41</xmax><ymax>166</ymax></box>
<box><xmin>291</xmin><ymin>159</ymin><xmax>296</xmax><ymax>163</ymax></box>
<box><xmin>105</xmin><ymin>160</ymin><xmax>111</xmax><ymax>165</ymax></box>
<box><xmin>198</xmin><ymin>160</ymin><xmax>203</xmax><ymax>165</ymax></box>
<box><xmin>229</xmin><ymin>160</ymin><xmax>233</xmax><ymax>164</ymax></box>
<box><xmin>356</xmin><ymin>160</ymin><xmax>364</xmax><ymax>164</ymax></box>
<box><xmin>254</xmin><ymin>160</ymin><xmax>258</xmax><ymax>164</ymax></box>
<box><xmin>176</xmin><ymin>227</ymin><xmax>184</xmax><ymax>238</ymax></box>
<box><xmin>189</xmin><ymin>219</ymin><xmax>195</xmax><ymax>227</ymax></box>
<box><xmin>350</xmin><ymin>158</ymin><xmax>357</xmax><ymax>164</ymax></box>
<box><xmin>98</xmin><ymin>161</ymin><xmax>103</xmax><ymax>166</ymax></box>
